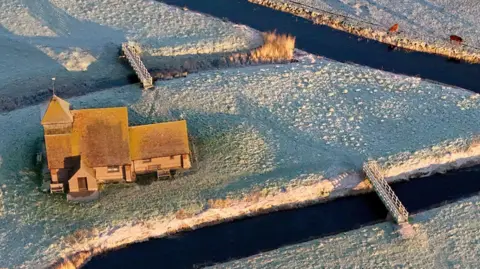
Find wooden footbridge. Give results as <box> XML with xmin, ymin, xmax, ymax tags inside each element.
<box><xmin>363</xmin><ymin>160</ymin><xmax>409</xmax><ymax>224</ymax></box>
<box><xmin>121</xmin><ymin>43</ymin><xmax>153</xmax><ymax>90</ymax></box>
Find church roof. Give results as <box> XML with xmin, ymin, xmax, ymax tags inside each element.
<box><xmin>44</xmin><ymin>107</ymin><xmax>131</xmax><ymax>168</ymax></box>
<box><xmin>70</xmin><ymin>107</ymin><xmax>131</xmax><ymax>167</ymax></box>
<box><xmin>42</xmin><ymin>95</ymin><xmax>190</xmax><ymax>170</ymax></box>
<box><xmin>129</xmin><ymin>120</ymin><xmax>190</xmax><ymax>160</ymax></box>
<box><xmin>44</xmin><ymin>134</ymin><xmax>73</xmax><ymax>169</ymax></box>
<box><xmin>41</xmin><ymin>95</ymin><xmax>73</xmax><ymax>125</ymax></box>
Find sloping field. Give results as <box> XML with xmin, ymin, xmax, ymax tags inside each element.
<box><xmin>0</xmin><ymin>0</ymin><xmax>261</xmax><ymax>109</ymax></box>
<box><xmin>213</xmin><ymin>193</ymin><xmax>480</xmax><ymax>268</ymax></box>
<box><xmin>0</xmin><ymin>53</ymin><xmax>479</xmax><ymax>267</ymax></box>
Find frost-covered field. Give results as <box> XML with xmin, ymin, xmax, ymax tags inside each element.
<box><xmin>0</xmin><ymin>0</ymin><xmax>261</xmax><ymax>108</ymax></box>
<box><xmin>0</xmin><ymin>53</ymin><xmax>479</xmax><ymax>267</ymax></box>
<box><xmin>270</xmin><ymin>0</ymin><xmax>480</xmax><ymax>46</ymax></box>
<box><xmin>252</xmin><ymin>0</ymin><xmax>480</xmax><ymax>61</ymax></box>
<box><xmin>213</xmin><ymin>193</ymin><xmax>480</xmax><ymax>268</ymax></box>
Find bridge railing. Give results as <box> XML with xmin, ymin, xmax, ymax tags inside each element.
<box><xmin>363</xmin><ymin>161</ymin><xmax>409</xmax><ymax>224</ymax></box>
<box><xmin>122</xmin><ymin>43</ymin><xmax>153</xmax><ymax>89</ymax></box>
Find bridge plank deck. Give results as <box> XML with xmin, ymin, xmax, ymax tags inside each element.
<box><xmin>363</xmin><ymin>161</ymin><xmax>409</xmax><ymax>224</ymax></box>
<box><xmin>122</xmin><ymin>43</ymin><xmax>153</xmax><ymax>90</ymax></box>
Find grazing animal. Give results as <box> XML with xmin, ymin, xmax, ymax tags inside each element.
<box><xmin>450</xmin><ymin>35</ymin><xmax>463</xmax><ymax>44</ymax></box>
<box><xmin>388</xmin><ymin>23</ymin><xmax>399</xmax><ymax>33</ymax></box>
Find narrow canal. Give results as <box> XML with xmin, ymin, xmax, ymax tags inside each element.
<box><xmin>83</xmin><ymin>1</ymin><xmax>480</xmax><ymax>268</ymax></box>
<box><xmin>161</xmin><ymin>0</ymin><xmax>480</xmax><ymax>93</ymax></box>
<box><xmin>84</xmin><ymin>165</ymin><xmax>480</xmax><ymax>269</ymax></box>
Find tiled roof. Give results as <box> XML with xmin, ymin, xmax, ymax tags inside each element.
<box><xmin>44</xmin><ymin>134</ymin><xmax>72</xmax><ymax>169</ymax></box>
<box><xmin>71</xmin><ymin>107</ymin><xmax>131</xmax><ymax>167</ymax></box>
<box><xmin>70</xmin><ymin>158</ymin><xmax>96</xmax><ymax>180</ymax></box>
<box><xmin>41</xmin><ymin>95</ymin><xmax>73</xmax><ymax>125</ymax></box>
<box><xmin>43</xmin><ymin>95</ymin><xmax>191</xmax><ymax>169</ymax></box>
<box><xmin>129</xmin><ymin>120</ymin><xmax>190</xmax><ymax>161</ymax></box>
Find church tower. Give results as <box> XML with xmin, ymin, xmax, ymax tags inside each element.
<box><xmin>41</xmin><ymin>95</ymin><xmax>73</xmax><ymax>135</ymax></box>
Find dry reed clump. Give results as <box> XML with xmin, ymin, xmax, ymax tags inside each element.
<box><xmin>227</xmin><ymin>31</ymin><xmax>295</xmax><ymax>65</ymax></box>
<box><xmin>175</xmin><ymin>208</ymin><xmax>196</xmax><ymax>220</ymax></box>
<box><xmin>470</xmin><ymin>135</ymin><xmax>480</xmax><ymax>146</ymax></box>
<box><xmin>250</xmin><ymin>32</ymin><xmax>296</xmax><ymax>62</ymax></box>
<box><xmin>52</xmin><ymin>251</ymin><xmax>93</xmax><ymax>269</ymax></box>
<box><xmin>467</xmin><ymin>136</ymin><xmax>480</xmax><ymax>152</ymax></box>
<box><xmin>207</xmin><ymin>197</ymin><xmax>234</xmax><ymax>209</ymax></box>
<box><xmin>64</xmin><ymin>229</ymin><xmax>97</xmax><ymax>246</ymax></box>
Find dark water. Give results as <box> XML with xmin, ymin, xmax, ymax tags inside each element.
<box><xmin>84</xmin><ymin>166</ymin><xmax>480</xmax><ymax>269</ymax></box>
<box><xmin>161</xmin><ymin>0</ymin><xmax>480</xmax><ymax>93</ymax></box>
<box><xmin>83</xmin><ymin>1</ymin><xmax>480</xmax><ymax>268</ymax></box>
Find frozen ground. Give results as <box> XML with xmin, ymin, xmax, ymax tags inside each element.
<box><xmin>251</xmin><ymin>0</ymin><xmax>480</xmax><ymax>61</ymax></box>
<box><xmin>270</xmin><ymin>0</ymin><xmax>480</xmax><ymax>46</ymax></box>
<box><xmin>0</xmin><ymin>52</ymin><xmax>479</xmax><ymax>267</ymax></box>
<box><xmin>0</xmin><ymin>0</ymin><xmax>261</xmax><ymax>110</ymax></box>
<box><xmin>213</xmin><ymin>193</ymin><xmax>480</xmax><ymax>268</ymax></box>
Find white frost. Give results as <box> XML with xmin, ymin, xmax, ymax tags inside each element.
<box><xmin>213</xmin><ymin>194</ymin><xmax>480</xmax><ymax>268</ymax></box>
<box><xmin>1</xmin><ymin>54</ymin><xmax>478</xmax><ymax>267</ymax></box>
<box><xmin>0</xmin><ymin>0</ymin><xmax>261</xmax><ymax>97</ymax></box>
<box><xmin>267</xmin><ymin>0</ymin><xmax>480</xmax><ymax>50</ymax></box>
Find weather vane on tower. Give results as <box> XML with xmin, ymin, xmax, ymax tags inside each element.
<box><xmin>51</xmin><ymin>77</ymin><xmax>56</xmax><ymax>96</ymax></box>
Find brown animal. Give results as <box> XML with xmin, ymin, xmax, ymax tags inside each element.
<box><xmin>388</xmin><ymin>23</ymin><xmax>399</xmax><ymax>33</ymax></box>
<box><xmin>450</xmin><ymin>35</ymin><xmax>463</xmax><ymax>44</ymax></box>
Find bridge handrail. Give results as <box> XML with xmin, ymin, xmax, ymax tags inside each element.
<box><xmin>122</xmin><ymin>43</ymin><xmax>153</xmax><ymax>89</ymax></box>
<box><xmin>364</xmin><ymin>161</ymin><xmax>409</xmax><ymax>223</ymax></box>
<box><xmin>364</xmin><ymin>162</ymin><xmax>408</xmax><ymax>218</ymax></box>
<box><xmin>366</xmin><ymin>163</ymin><xmax>408</xmax><ymax>213</ymax></box>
